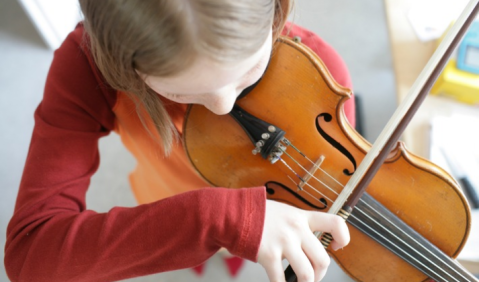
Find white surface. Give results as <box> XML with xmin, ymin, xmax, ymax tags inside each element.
<box><xmin>461</xmin><ymin>210</ymin><xmax>479</xmax><ymax>261</ymax></box>
<box><xmin>407</xmin><ymin>0</ymin><xmax>470</xmax><ymax>42</ymax></box>
<box><xmin>430</xmin><ymin>115</ymin><xmax>479</xmax><ymax>261</ymax></box>
<box><xmin>17</xmin><ymin>0</ymin><xmax>82</xmax><ymax>49</ymax></box>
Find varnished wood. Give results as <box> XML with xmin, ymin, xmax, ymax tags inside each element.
<box><xmin>183</xmin><ymin>37</ymin><xmax>473</xmax><ymax>281</ymax></box>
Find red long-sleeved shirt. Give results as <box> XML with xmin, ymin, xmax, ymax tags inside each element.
<box><xmin>5</xmin><ymin>22</ymin><xmax>354</xmax><ymax>282</ymax></box>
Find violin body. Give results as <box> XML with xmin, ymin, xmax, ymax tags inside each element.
<box><xmin>183</xmin><ymin>37</ymin><xmax>472</xmax><ymax>281</ymax></box>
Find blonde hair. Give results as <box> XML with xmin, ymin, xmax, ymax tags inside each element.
<box><xmin>79</xmin><ymin>0</ymin><xmax>292</xmax><ymax>154</ymax></box>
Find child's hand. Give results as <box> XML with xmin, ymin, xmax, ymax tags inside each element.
<box><xmin>257</xmin><ymin>200</ymin><xmax>350</xmax><ymax>282</ymax></box>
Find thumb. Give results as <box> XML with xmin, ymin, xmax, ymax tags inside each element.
<box><xmin>308</xmin><ymin>212</ymin><xmax>350</xmax><ymax>250</ymax></box>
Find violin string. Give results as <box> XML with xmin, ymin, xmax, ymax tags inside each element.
<box><xmin>286</xmin><ymin>175</ymin><xmax>334</xmax><ymax>204</ymax></box>
<box><xmin>278</xmin><ymin>144</ymin><xmax>468</xmax><ymax>281</ymax></box>
<box><xmin>283</xmin><ymin>140</ymin><xmax>344</xmax><ymax>187</ymax></box>
<box><xmin>280</xmin><ymin>149</ymin><xmax>339</xmax><ymax>195</ymax></box>
<box><xmin>278</xmin><ymin>155</ymin><xmax>458</xmax><ymax>282</ymax></box>
<box><xmin>348</xmin><ymin>209</ymin><xmax>454</xmax><ymax>282</ymax></box>
<box><xmin>293</xmin><ymin>157</ymin><xmax>470</xmax><ymax>281</ymax></box>
<box><xmin>284</xmin><ymin>173</ymin><xmax>335</xmax><ymax>204</ymax></box>
<box><xmin>350</xmin><ymin>206</ymin><xmax>459</xmax><ymax>282</ymax></box>
<box><xmin>352</xmin><ymin>199</ymin><xmax>471</xmax><ymax>282</ymax></box>
<box><xmin>282</xmin><ymin>149</ymin><xmax>467</xmax><ymax>281</ymax></box>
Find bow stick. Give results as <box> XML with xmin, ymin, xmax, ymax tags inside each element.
<box><xmin>285</xmin><ymin>0</ymin><xmax>479</xmax><ymax>281</ymax></box>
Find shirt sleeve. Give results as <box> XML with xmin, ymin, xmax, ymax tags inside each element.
<box><xmin>4</xmin><ymin>24</ymin><xmax>266</xmax><ymax>282</ymax></box>
<box><xmin>282</xmin><ymin>22</ymin><xmax>356</xmax><ymax>128</ymax></box>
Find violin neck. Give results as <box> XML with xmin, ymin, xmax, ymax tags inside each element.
<box><xmin>350</xmin><ymin>193</ymin><xmax>478</xmax><ymax>282</ymax></box>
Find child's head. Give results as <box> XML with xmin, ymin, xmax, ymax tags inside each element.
<box><xmin>141</xmin><ymin>27</ymin><xmax>273</xmax><ymax>116</ymax></box>
<box><xmin>79</xmin><ymin>0</ymin><xmax>292</xmax><ymax>152</ymax></box>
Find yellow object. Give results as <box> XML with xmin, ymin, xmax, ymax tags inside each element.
<box><xmin>431</xmin><ymin>59</ymin><xmax>479</xmax><ymax>104</ymax></box>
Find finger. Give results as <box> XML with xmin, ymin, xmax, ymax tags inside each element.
<box><xmin>308</xmin><ymin>213</ymin><xmax>350</xmax><ymax>249</ymax></box>
<box><xmin>302</xmin><ymin>231</ymin><xmax>331</xmax><ymax>281</ymax></box>
<box><xmin>260</xmin><ymin>253</ymin><xmax>286</xmax><ymax>282</ymax></box>
<box><xmin>285</xmin><ymin>247</ymin><xmax>315</xmax><ymax>282</ymax></box>
<box><xmin>329</xmin><ymin>234</ymin><xmax>347</xmax><ymax>252</ymax></box>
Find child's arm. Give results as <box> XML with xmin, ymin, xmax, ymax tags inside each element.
<box><xmin>5</xmin><ymin>23</ymin><xmax>354</xmax><ymax>282</ymax></box>
<box><xmin>4</xmin><ymin>26</ymin><xmax>266</xmax><ymax>282</ymax></box>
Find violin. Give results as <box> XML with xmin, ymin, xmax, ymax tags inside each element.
<box><xmin>182</xmin><ymin>3</ymin><xmax>479</xmax><ymax>282</ymax></box>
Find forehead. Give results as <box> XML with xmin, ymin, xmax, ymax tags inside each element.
<box><xmin>144</xmin><ymin>30</ymin><xmax>272</xmax><ymax>95</ymax></box>
<box><xmin>149</xmin><ymin>57</ymin><xmax>250</xmax><ymax>94</ymax></box>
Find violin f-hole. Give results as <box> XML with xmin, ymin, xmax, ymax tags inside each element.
<box><xmin>315</xmin><ymin>113</ymin><xmax>357</xmax><ymax>176</ymax></box>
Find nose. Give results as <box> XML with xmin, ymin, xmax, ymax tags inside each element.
<box><xmin>204</xmin><ymin>86</ymin><xmax>240</xmax><ymax>115</ymax></box>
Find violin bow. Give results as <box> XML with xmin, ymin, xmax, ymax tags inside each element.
<box><xmin>328</xmin><ymin>0</ymin><xmax>479</xmax><ymax>232</ymax></box>
<box><xmin>285</xmin><ymin>0</ymin><xmax>479</xmax><ymax>281</ymax></box>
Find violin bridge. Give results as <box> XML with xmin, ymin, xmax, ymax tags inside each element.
<box><xmin>298</xmin><ymin>156</ymin><xmax>325</xmax><ymax>190</ymax></box>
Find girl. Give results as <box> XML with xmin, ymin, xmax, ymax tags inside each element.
<box><xmin>5</xmin><ymin>0</ymin><xmax>354</xmax><ymax>281</ymax></box>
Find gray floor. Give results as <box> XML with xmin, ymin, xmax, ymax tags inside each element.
<box><xmin>0</xmin><ymin>0</ymin><xmax>395</xmax><ymax>281</ymax></box>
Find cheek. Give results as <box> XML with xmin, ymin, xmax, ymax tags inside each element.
<box><xmin>154</xmin><ymin>90</ymin><xmax>202</xmax><ymax>105</ymax></box>
<box><xmin>238</xmin><ymin>77</ymin><xmax>258</xmax><ymax>91</ymax></box>
<box><xmin>238</xmin><ymin>64</ymin><xmax>268</xmax><ymax>90</ymax></box>
<box><xmin>169</xmin><ymin>95</ymin><xmax>204</xmax><ymax>105</ymax></box>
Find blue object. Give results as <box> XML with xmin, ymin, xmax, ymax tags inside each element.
<box><xmin>457</xmin><ymin>21</ymin><xmax>479</xmax><ymax>74</ymax></box>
